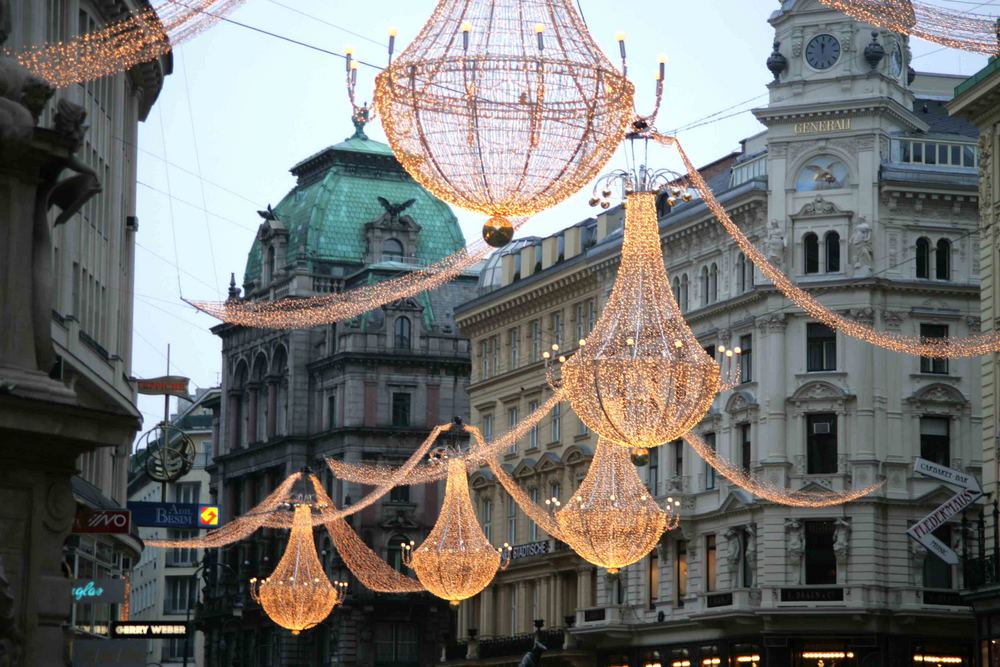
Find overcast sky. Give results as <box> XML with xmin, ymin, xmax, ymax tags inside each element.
<box><xmin>131</xmin><ymin>0</ymin><xmax>991</xmax><ymax>436</ymax></box>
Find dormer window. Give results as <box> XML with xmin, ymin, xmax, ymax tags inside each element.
<box><xmin>383</xmin><ymin>238</ymin><xmax>404</xmax><ymax>261</ymax></box>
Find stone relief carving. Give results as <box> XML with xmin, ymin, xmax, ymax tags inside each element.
<box><xmin>850</xmin><ymin>216</ymin><xmax>873</xmax><ymax>275</ymax></box>
<box><xmin>843</xmin><ymin>307</ymin><xmax>875</xmax><ymax>326</ymax></box>
<box><xmin>909</xmin><ymin>539</ymin><xmax>927</xmax><ymax>586</ymax></box>
<box><xmin>798</xmin><ymin>195</ymin><xmax>840</xmax><ymax>217</ymax></box>
<box><xmin>833</xmin><ymin>518</ymin><xmax>851</xmax><ymax>566</ymax></box>
<box><xmin>791</xmin><ymin>28</ymin><xmax>803</xmax><ymax>57</ymax></box>
<box><xmin>967</xmin><ymin>316</ymin><xmax>982</xmax><ymax>333</ymax></box>
<box><xmin>724</xmin><ymin>528</ymin><xmax>742</xmax><ymax>565</ymax></box>
<box><xmin>744</xmin><ymin>525</ymin><xmax>757</xmax><ymax>587</ymax></box>
<box><xmin>758</xmin><ymin>312</ymin><xmax>788</xmax><ymax>332</ymax></box>
<box><xmin>881</xmin><ymin>309</ymin><xmax>905</xmax><ymax>330</ymax></box>
<box><xmin>766</xmin><ymin>219</ymin><xmax>785</xmax><ymax>269</ymax></box>
<box><xmin>785</xmin><ymin>519</ymin><xmax>804</xmax><ymax>585</ymax></box>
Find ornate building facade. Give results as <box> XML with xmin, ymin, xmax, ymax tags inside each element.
<box><xmin>451</xmin><ymin>2</ymin><xmax>983</xmax><ymax>665</ymax></box>
<box><xmin>0</xmin><ymin>1</ymin><xmax>168</xmax><ymax>664</ymax></box>
<box><xmin>204</xmin><ymin>121</ymin><xmax>478</xmax><ymax>666</ymax></box>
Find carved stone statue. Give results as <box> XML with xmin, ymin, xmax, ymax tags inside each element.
<box><xmin>785</xmin><ymin>519</ymin><xmax>804</xmax><ymax>585</ymax></box>
<box><xmin>744</xmin><ymin>525</ymin><xmax>757</xmax><ymax>587</ymax></box>
<box><xmin>518</xmin><ymin>640</ymin><xmax>546</xmax><ymax>667</ymax></box>
<box><xmin>850</xmin><ymin>216</ymin><xmax>873</xmax><ymax>274</ymax></box>
<box><xmin>766</xmin><ymin>218</ymin><xmax>785</xmax><ymax>268</ymax></box>
<box><xmin>0</xmin><ymin>0</ymin><xmax>54</xmax><ymax>161</ymax></box>
<box><xmin>833</xmin><ymin>518</ymin><xmax>851</xmax><ymax>566</ymax></box>
<box><xmin>724</xmin><ymin>528</ymin><xmax>742</xmax><ymax>565</ymax></box>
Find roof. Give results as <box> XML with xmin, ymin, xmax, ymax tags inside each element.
<box><xmin>244</xmin><ymin>123</ymin><xmax>465</xmax><ymax>285</ymax></box>
<box><xmin>954</xmin><ymin>57</ymin><xmax>1000</xmax><ymax>99</ymax></box>
<box><xmin>912</xmin><ymin>97</ymin><xmax>979</xmax><ymax>138</ymax></box>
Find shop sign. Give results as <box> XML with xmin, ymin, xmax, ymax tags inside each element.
<box><xmin>706</xmin><ymin>592</ymin><xmax>733</xmax><ymax>608</ymax></box>
<box><xmin>511</xmin><ymin>540</ymin><xmax>549</xmax><ymax>560</ymax></box>
<box><xmin>72</xmin><ymin>509</ymin><xmax>131</xmax><ymax>534</ymax></box>
<box><xmin>780</xmin><ymin>587</ymin><xmax>844</xmax><ymax>602</ymax></box>
<box><xmin>73</xmin><ymin>638</ymin><xmax>145</xmax><ymax>667</ymax></box>
<box><xmin>71</xmin><ymin>578</ymin><xmax>126</xmax><ymax>604</ymax></box>
<box><xmin>110</xmin><ymin>620</ymin><xmax>190</xmax><ymax>638</ymax></box>
<box><xmin>128</xmin><ymin>501</ymin><xmax>221</xmax><ymax>529</ymax></box>
<box><xmin>793</xmin><ymin>117</ymin><xmax>853</xmax><ymax>135</ymax></box>
<box><xmin>907</xmin><ymin>457</ymin><xmax>983</xmax><ymax>565</ymax></box>
<box><xmin>135</xmin><ymin>375</ymin><xmax>190</xmax><ymax>398</ymax></box>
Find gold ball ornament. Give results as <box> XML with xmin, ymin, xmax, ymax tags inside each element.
<box><xmin>482</xmin><ymin>216</ymin><xmax>515</xmax><ymax>248</ymax></box>
<box><xmin>630</xmin><ymin>446</ymin><xmax>650</xmax><ymax>467</ymax></box>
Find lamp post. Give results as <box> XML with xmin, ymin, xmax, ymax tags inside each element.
<box><xmin>184</xmin><ymin>557</ymin><xmax>242</xmax><ymax>667</ymax></box>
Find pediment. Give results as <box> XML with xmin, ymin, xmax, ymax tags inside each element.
<box><xmin>908</xmin><ymin>383</ymin><xmax>967</xmax><ymax>408</ymax></box>
<box><xmin>536</xmin><ymin>452</ymin><xmax>563</xmax><ymax>472</ymax></box>
<box><xmin>912</xmin><ymin>485</ymin><xmax>969</xmax><ymax>506</ymax></box>
<box><xmin>470</xmin><ymin>470</ymin><xmax>496</xmax><ymax>488</ymax></box>
<box><xmin>513</xmin><ymin>459</ymin><xmax>538</xmax><ymax>478</ymax></box>
<box><xmin>385</xmin><ymin>298</ymin><xmax>423</xmax><ymax>312</ymax></box>
<box><xmin>791</xmin><ymin>196</ymin><xmax>852</xmax><ymax>219</ymax></box>
<box><xmin>563</xmin><ymin>445</ymin><xmax>593</xmax><ymax>466</ymax></box>
<box><xmin>789</xmin><ymin>380</ymin><xmax>849</xmax><ymax>403</ymax></box>
<box><xmin>717</xmin><ymin>491</ymin><xmax>752</xmax><ymax>513</ymax></box>
<box><xmin>726</xmin><ymin>390</ymin><xmax>758</xmax><ymax>414</ymax></box>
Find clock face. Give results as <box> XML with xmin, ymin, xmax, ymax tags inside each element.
<box><xmin>805</xmin><ymin>34</ymin><xmax>841</xmax><ymax>70</ymax></box>
<box><xmin>890</xmin><ymin>44</ymin><xmax>904</xmax><ymax>79</ymax></box>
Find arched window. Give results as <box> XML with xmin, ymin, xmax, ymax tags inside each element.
<box><xmin>825</xmin><ymin>231</ymin><xmax>841</xmax><ymax>273</ymax></box>
<box><xmin>916</xmin><ymin>237</ymin><xmax>931</xmax><ymax>279</ymax></box>
<box><xmin>680</xmin><ymin>275</ymin><xmax>689</xmax><ymax>312</ymax></box>
<box><xmin>701</xmin><ymin>266</ymin><xmax>710</xmax><ymax>306</ymax></box>
<box><xmin>672</xmin><ymin>277</ymin><xmax>680</xmax><ymax>303</ymax></box>
<box><xmin>936</xmin><ymin>239</ymin><xmax>951</xmax><ymax>281</ymax></box>
<box><xmin>803</xmin><ymin>233</ymin><xmax>819</xmax><ymax>274</ymax></box>
<box><xmin>709</xmin><ymin>263</ymin><xmax>719</xmax><ymax>303</ymax></box>
<box><xmin>394</xmin><ymin>316</ymin><xmax>411</xmax><ymax>349</ymax></box>
<box><xmin>737</xmin><ymin>254</ymin><xmax>746</xmax><ymax>293</ymax></box>
<box><xmin>382</xmin><ymin>238</ymin><xmax>404</xmax><ymax>260</ymax></box>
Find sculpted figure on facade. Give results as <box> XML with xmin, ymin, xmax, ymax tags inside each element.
<box><xmin>744</xmin><ymin>525</ymin><xmax>758</xmax><ymax>587</ymax></box>
<box><xmin>766</xmin><ymin>218</ymin><xmax>786</xmax><ymax>269</ymax></box>
<box><xmin>833</xmin><ymin>518</ymin><xmax>851</xmax><ymax>566</ymax></box>
<box><xmin>724</xmin><ymin>528</ymin><xmax>742</xmax><ymax>566</ymax></box>
<box><xmin>909</xmin><ymin>539</ymin><xmax>927</xmax><ymax>585</ymax></box>
<box><xmin>850</xmin><ymin>216</ymin><xmax>873</xmax><ymax>275</ymax></box>
<box><xmin>785</xmin><ymin>519</ymin><xmax>804</xmax><ymax>585</ymax></box>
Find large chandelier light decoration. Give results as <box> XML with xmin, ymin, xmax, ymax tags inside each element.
<box><xmin>556</xmin><ymin>189</ymin><xmax>723</xmax><ymax>450</ymax></box>
<box><xmin>373</xmin><ymin>0</ymin><xmax>635</xmax><ymax>245</ymax></box>
<box><xmin>10</xmin><ymin>0</ymin><xmax>247</xmax><ymax>87</ymax></box>
<box><xmin>816</xmin><ymin>0</ymin><xmax>998</xmax><ymax>55</ymax></box>
<box><xmin>249</xmin><ymin>504</ymin><xmax>349</xmax><ymax>635</ymax></box>
<box><xmin>401</xmin><ymin>457</ymin><xmax>512</xmax><ymax>605</ymax></box>
<box><xmin>656</xmin><ymin>133</ymin><xmax>1000</xmax><ymax>359</ymax></box>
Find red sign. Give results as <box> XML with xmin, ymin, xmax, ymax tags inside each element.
<box><xmin>198</xmin><ymin>506</ymin><xmax>219</xmax><ymax>527</ymax></box>
<box><xmin>73</xmin><ymin>509</ymin><xmax>131</xmax><ymax>534</ymax></box>
<box><xmin>135</xmin><ymin>375</ymin><xmax>190</xmax><ymax>398</ymax></box>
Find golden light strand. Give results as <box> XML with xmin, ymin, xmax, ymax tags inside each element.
<box><xmin>373</xmin><ymin>0</ymin><xmax>634</xmax><ymax>235</ymax></box>
<box><xmin>402</xmin><ymin>457</ymin><xmax>510</xmax><ymax>605</ymax></box>
<box><xmin>817</xmin><ymin>0</ymin><xmax>998</xmax><ymax>56</ymax></box>
<box><xmin>660</xmin><ymin>133</ymin><xmax>1000</xmax><ymax>359</ymax></box>
<box><xmin>559</xmin><ymin>192</ymin><xmax>720</xmax><ymax>449</ymax></box>
<box><xmin>684</xmin><ymin>431</ymin><xmax>883</xmax><ymax>507</ymax></box>
<box><xmin>186</xmin><ymin>221</ymin><xmax>525</xmax><ymax>329</ymax></box>
<box><xmin>249</xmin><ymin>504</ymin><xmax>348</xmax><ymax>635</ymax></box>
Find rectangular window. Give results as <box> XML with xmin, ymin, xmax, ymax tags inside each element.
<box><xmin>739</xmin><ymin>334</ymin><xmax>753</xmax><ymax>382</ymax></box>
<box><xmin>507</xmin><ymin>406</ymin><xmax>519</xmax><ymax>455</ymax></box>
<box><xmin>806</xmin><ymin>414</ymin><xmax>837</xmax><ymax>474</ymax></box>
<box><xmin>706</xmin><ymin>535</ymin><xmax>717</xmax><ymax>592</ymax></box>
<box><xmin>481</xmin><ymin>499</ymin><xmax>492</xmax><ymax>541</ymax></box>
<box><xmin>507</xmin><ymin>494</ymin><xmax>517</xmax><ymax>544</ymax></box>
<box><xmin>806</xmin><ymin>323</ymin><xmax>837</xmax><ymax>372</ymax></box>
<box><xmin>578</xmin><ymin>415</ymin><xmax>589</xmax><ymax>436</ymax></box>
<box><xmin>920</xmin><ymin>417</ymin><xmax>950</xmax><ymax>466</ymax></box>
<box><xmin>479</xmin><ymin>340</ymin><xmax>489</xmax><ymax>380</ymax></box>
<box><xmin>920</xmin><ymin>324</ymin><xmax>949</xmax><ymax>374</ymax></box>
<box><xmin>482</xmin><ymin>413</ymin><xmax>493</xmax><ymax>441</ymax></box>
<box><xmin>551</xmin><ymin>311</ymin><xmax>563</xmax><ymax>347</ymax></box>
<box><xmin>804</xmin><ymin>521</ymin><xmax>837</xmax><ymax>585</ymax></box>
<box><xmin>491</xmin><ymin>335</ymin><xmax>500</xmax><ymax>376</ymax></box>
<box><xmin>509</xmin><ymin>328</ymin><xmax>520</xmax><ymax>370</ymax></box>
<box><xmin>740</xmin><ymin>424</ymin><xmax>752</xmax><ymax>473</ymax></box>
<box><xmin>587</xmin><ymin>299</ymin><xmax>596</xmax><ymax>331</ymax></box>
<box><xmin>164</xmin><ymin>576</ymin><xmax>196</xmax><ymax>614</ymax></box>
<box><xmin>550</xmin><ymin>481</ymin><xmax>561</xmax><ymax>504</ymax></box>
<box><xmin>704</xmin><ymin>432</ymin><xmax>717</xmax><ymax>490</ymax></box>
<box><xmin>672</xmin><ymin>440</ymin><xmax>684</xmax><ymax>478</ymax></box>
<box><xmin>675</xmin><ymin>540</ymin><xmax>688</xmax><ymax>605</ymax></box>
<box><xmin>530</xmin><ymin>319</ymin><xmax>542</xmax><ymax>360</ymax></box>
<box><xmin>175</xmin><ymin>482</ymin><xmax>200</xmax><ymax>505</ymax></box>
<box><xmin>165</xmin><ymin>638</ymin><xmax>194</xmax><ymax>660</ymax></box>
<box><xmin>374</xmin><ymin>622</ymin><xmax>419</xmax><ymax>664</ymax></box>
<box><xmin>390</xmin><ymin>485</ymin><xmax>410</xmax><ymax>503</ymax></box>
<box><xmin>922</xmin><ymin>524</ymin><xmax>953</xmax><ymax>589</ymax></box>
<box><xmin>529</xmin><ymin>488</ymin><xmax>539</xmax><ymax>541</ymax></box>
<box><xmin>648</xmin><ymin>552</ymin><xmax>660</xmax><ymax>608</ymax></box>
<box><xmin>167</xmin><ymin>530</ymin><xmax>198</xmax><ymax>567</ymax></box>
<box><xmin>648</xmin><ymin>447</ymin><xmax>659</xmax><ymax>496</ymax></box>
<box><xmin>391</xmin><ymin>393</ymin><xmax>411</xmax><ymax>428</ymax></box>
<box><xmin>576</xmin><ymin>302</ymin><xmax>586</xmax><ymax>342</ymax></box>
<box><xmin>327</xmin><ymin>393</ymin><xmax>337</xmax><ymax>430</ymax></box>
<box><xmin>551</xmin><ymin>402</ymin><xmax>561</xmax><ymax>443</ymax></box>
<box><xmin>528</xmin><ymin>400</ymin><xmax>539</xmax><ymax>449</ymax></box>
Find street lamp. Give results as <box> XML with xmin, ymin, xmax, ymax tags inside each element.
<box><xmin>184</xmin><ymin>557</ymin><xmax>242</xmax><ymax>667</ymax></box>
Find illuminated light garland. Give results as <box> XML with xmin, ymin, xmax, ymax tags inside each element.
<box><xmin>9</xmin><ymin>0</ymin><xmax>247</xmax><ymax>87</ymax></box>
<box><xmin>658</xmin><ymin>133</ymin><xmax>1000</xmax><ymax>359</ymax></box>
<box><xmin>373</xmin><ymin>0</ymin><xmax>635</xmax><ymax>238</ymax></box>
<box><xmin>402</xmin><ymin>457</ymin><xmax>511</xmax><ymax>605</ymax></box>
<box><xmin>327</xmin><ymin>391</ymin><xmax>565</xmax><ymax>486</ymax></box>
<box><xmin>249</xmin><ymin>504</ymin><xmax>348</xmax><ymax>635</ymax></box>
<box><xmin>186</xmin><ymin>222</ymin><xmax>525</xmax><ymax>329</ymax></box>
<box><xmin>817</xmin><ymin>0</ymin><xmax>998</xmax><ymax>56</ymax></box>
<box><xmin>684</xmin><ymin>431</ymin><xmax>883</xmax><ymax>507</ymax></box>
<box><xmin>558</xmin><ymin>192</ymin><xmax>721</xmax><ymax>449</ymax></box>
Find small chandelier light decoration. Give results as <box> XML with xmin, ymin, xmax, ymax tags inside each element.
<box><xmin>373</xmin><ymin>0</ymin><xmax>635</xmax><ymax>246</ymax></box>
<box><xmin>816</xmin><ymin>0</ymin><xmax>998</xmax><ymax>55</ymax></box>
<box><xmin>403</xmin><ymin>457</ymin><xmax>511</xmax><ymax>605</ymax></box>
<box><xmin>556</xmin><ymin>186</ymin><xmax>729</xmax><ymax>450</ymax></box>
<box><xmin>554</xmin><ymin>439</ymin><xmax>678</xmax><ymax>573</ymax></box>
<box><xmin>249</xmin><ymin>504</ymin><xmax>348</xmax><ymax>634</ymax></box>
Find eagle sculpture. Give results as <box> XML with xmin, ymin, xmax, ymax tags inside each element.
<box><xmin>377</xmin><ymin>197</ymin><xmax>417</xmax><ymax>219</ymax></box>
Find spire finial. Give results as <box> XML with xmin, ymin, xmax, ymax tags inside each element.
<box><xmin>350</xmin><ymin>103</ymin><xmax>371</xmax><ymax>140</ymax></box>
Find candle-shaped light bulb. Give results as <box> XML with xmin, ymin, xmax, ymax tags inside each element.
<box><xmin>535</xmin><ymin>23</ymin><xmax>545</xmax><ymax>51</ymax></box>
<box><xmin>461</xmin><ymin>21</ymin><xmax>472</xmax><ymax>50</ymax></box>
<box><xmin>388</xmin><ymin>27</ymin><xmax>397</xmax><ymax>56</ymax></box>
<box><xmin>616</xmin><ymin>31</ymin><xmax>627</xmax><ymax>61</ymax></box>
<box><xmin>344</xmin><ymin>45</ymin><xmax>354</xmax><ymax>72</ymax></box>
<box><xmin>658</xmin><ymin>53</ymin><xmax>667</xmax><ymax>82</ymax></box>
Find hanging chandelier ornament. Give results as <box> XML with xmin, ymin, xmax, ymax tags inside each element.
<box><xmin>372</xmin><ymin>0</ymin><xmax>635</xmax><ymax>245</ymax></box>
<box><xmin>402</xmin><ymin>456</ymin><xmax>511</xmax><ymax>605</ymax></box>
<box><xmin>249</xmin><ymin>504</ymin><xmax>348</xmax><ymax>634</ymax></box>
<box><xmin>815</xmin><ymin>0</ymin><xmax>998</xmax><ymax>56</ymax></box>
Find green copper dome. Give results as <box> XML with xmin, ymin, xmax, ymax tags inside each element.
<box><xmin>244</xmin><ymin>125</ymin><xmax>466</xmax><ymax>286</ymax></box>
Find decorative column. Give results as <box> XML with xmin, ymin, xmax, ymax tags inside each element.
<box><xmin>247</xmin><ymin>383</ymin><xmax>259</xmax><ymax>444</ymax></box>
<box><xmin>265</xmin><ymin>376</ymin><xmax>278</xmax><ymax>440</ymax></box>
<box><xmin>227</xmin><ymin>390</ymin><xmax>241</xmax><ymax>451</ymax></box>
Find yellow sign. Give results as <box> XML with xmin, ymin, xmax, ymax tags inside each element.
<box><xmin>198</xmin><ymin>506</ymin><xmax>219</xmax><ymax>527</ymax></box>
<box><xmin>793</xmin><ymin>118</ymin><xmax>852</xmax><ymax>135</ymax></box>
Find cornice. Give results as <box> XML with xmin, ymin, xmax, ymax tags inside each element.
<box><xmin>753</xmin><ymin>96</ymin><xmax>928</xmax><ymax>133</ymax></box>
